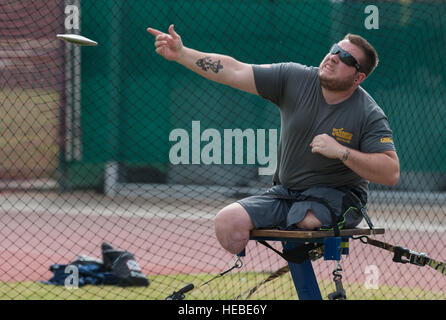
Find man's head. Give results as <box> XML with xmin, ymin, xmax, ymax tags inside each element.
<box><xmin>318</xmin><ymin>34</ymin><xmax>379</xmax><ymax>92</ymax></box>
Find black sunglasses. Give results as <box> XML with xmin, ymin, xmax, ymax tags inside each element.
<box><xmin>329</xmin><ymin>43</ymin><xmax>361</xmax><ymax>72</ymax></box>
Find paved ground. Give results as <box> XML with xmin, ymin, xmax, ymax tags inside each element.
<box><xmin>0</xmin><ymin>191</ymin><xmax>444</xmax><ymax>296</ymax></box>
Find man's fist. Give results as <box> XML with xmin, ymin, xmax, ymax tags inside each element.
<box><xmin>310</xmin><ymin>133</ymin><xmax>346</xmax><ymax>160</ymax></box>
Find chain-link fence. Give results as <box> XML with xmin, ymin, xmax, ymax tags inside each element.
<box><xmin>0</xmin><ymin>0</ymin><xmax>445</xmax><ymax>300</ymax></box>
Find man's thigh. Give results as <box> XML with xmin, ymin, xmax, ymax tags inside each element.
<box><xmin>237</xmin><ymin>185</ymin><xmax>364</xmax><ymax>231</ymax></box>
<box><xmin>236</xmin><ymin>195</ymin><xmax>290</xmax><ymax>229</ymax></box>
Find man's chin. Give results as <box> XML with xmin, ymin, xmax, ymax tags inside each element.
<box><xmin>319</xmin><ymin>74</ymin><xmax>338</xmax><ymax>90</ymax></box>
<box><xmin>319</xmin><ymin>74</ymin><xmax>353</xmax><ymax>92</ymax></box>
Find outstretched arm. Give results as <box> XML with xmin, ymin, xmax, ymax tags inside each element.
<box><xmin>147</xmin><ymin>25</ymin><xmax>259</xmax><ymax>95</ymax></box>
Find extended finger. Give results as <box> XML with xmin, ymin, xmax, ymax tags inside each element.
<box><xmin>147</xmin><ymin>27</ymin><xmax>164</xmax><ymax>37</ymax></box>
<box><xmin>168</xmin><ymin>24</ymin><xmax>180</xmax><ymax>39</ymax></box>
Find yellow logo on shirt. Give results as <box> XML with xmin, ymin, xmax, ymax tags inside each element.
<box><xmin>332</xmin><ymin>128</ymin><xmax>353</xmax><ymax>144</ymax></box>
<box><xmin>380</xmin><ymin>137</ymin><xmax>393</xmax><ymax>143</ymax></box>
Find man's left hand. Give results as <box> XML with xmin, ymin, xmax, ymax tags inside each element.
<box><xmin>310</xmin><ymin>134</ymin><xmax>345</xmax><ymax>160</ymax></box>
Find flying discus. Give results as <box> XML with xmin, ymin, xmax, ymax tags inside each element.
<box><xmin>56</xmin><ymin>34</ymin><xmax>98</xmax><ymax>46</ymax></box>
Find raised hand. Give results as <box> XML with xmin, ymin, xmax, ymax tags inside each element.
<box><xmin>147</xmin><ymin>24</ymin><xmax>183</xmax><ymax>61</ymax></box>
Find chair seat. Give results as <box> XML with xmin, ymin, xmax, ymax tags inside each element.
<box><xmin>250</xmin><ymin>227</ymin><xmax>385</xmax><ymax>240</ymax></box>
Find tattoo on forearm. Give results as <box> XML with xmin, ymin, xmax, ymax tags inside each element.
<box><xmin>341</xmin><ymin>148</ymin><xmax>351</xmax><ymax>162</ymax></box>
<box><xmin>196</xmin><ymin>57</ymin><xmax>223</xmax><ymax>73</ymax></box>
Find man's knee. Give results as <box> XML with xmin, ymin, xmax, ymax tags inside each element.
<box><xmin>215</xmin><ymin>203</ymin><xmax>254</xmax><ymax>231</ymax></box>
<box><xmin>214</xmin><ymin>203</ymin><xmax>254</xmax><ymax>254</ymax></box>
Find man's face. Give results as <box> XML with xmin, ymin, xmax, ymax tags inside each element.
<box><xmin>318</xmin><ymin>40</ymin><xmax>364</xmax><ymax>91</ymax></box>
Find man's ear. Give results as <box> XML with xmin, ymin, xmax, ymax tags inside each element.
<box><xmin>355</xmin><ymin>72</ymin><xmax>367</xmax><ymax>84</ymax></box>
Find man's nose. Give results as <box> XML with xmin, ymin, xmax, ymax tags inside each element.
<box><xmin>329</xmin><ymin>53</ymin><xmax>340</xmax><ymax>64</ymax></box>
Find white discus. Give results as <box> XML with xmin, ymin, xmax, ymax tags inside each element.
<box><xmin>57</xmin><ymin>34</ymin><xmax>98</xmax><ymax>46</ymax></box>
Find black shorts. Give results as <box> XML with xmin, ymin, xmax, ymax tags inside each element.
<box><xmin>237</xmin><ymin>185</ymin><xmax>366</xmax><ymax>230</ymax></box>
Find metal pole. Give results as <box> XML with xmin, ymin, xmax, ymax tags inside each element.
<box><xmin>282</xmin><ymin>241</ymin><xmax>323</xmax><ymax>300</ymax></box>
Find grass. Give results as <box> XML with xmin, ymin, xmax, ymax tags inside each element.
<box><xmin>1</xmin><ymin>272</ymin><xmax>444</xmax><ymax>300</ymax></box>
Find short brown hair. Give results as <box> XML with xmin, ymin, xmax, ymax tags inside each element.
<box><xmin>344</xmin><ymin>33</ymin><xmax>379</xmax><ymax>76</ymax></box>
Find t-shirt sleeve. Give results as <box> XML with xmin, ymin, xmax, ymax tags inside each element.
<box><xmin>252</xmin><ymin>62</ymin><xmax>310</xmax><ymax>107</ymax></box>
<box><xmin>360</xmin><ymin>108</ymin><xmax>396</xmax><ymax>153</ymax></box>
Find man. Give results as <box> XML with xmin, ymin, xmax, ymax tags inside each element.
<box><xmin>147</xmin><ymin>25</ymin><xmax>400</xmax><ymax>255</ymax></box>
